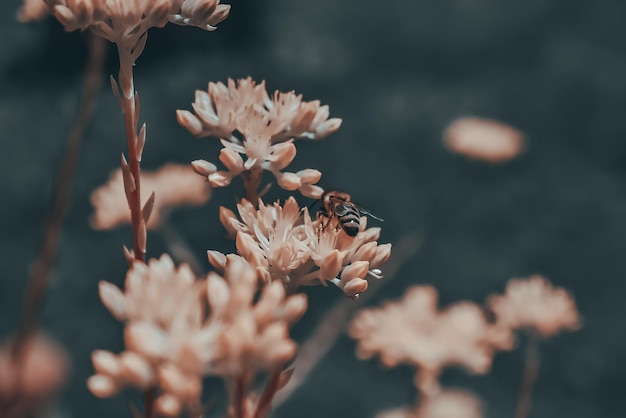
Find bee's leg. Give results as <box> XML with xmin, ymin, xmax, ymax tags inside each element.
<box><xmin>317</xmin><ymin>212</ymin><xmax>332</xmax><ymax>232</ymax></box>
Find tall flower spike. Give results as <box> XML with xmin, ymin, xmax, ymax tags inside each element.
<box><xmin>178</xmin><ymin>77</ymin><xmax>341</xmax><ymax>199</ymax></box>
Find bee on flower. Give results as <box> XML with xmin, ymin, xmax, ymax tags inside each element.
<box><xmin>210</xmin><ymin>197</ymin><xmax>391</xmax><ymax>299</ymax></box>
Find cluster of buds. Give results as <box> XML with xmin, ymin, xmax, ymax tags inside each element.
<box><xmin>88</xmin><ymin>254</ymin><xmax>306</xmax><ymax>417</ymax></box>
<box><xmin>209</xmin><ymin>197</ymin><xmax>391</xmax><ymax>299</ymax></box>
<box><xmin>179</xmin><ymin>78</ymin><xmax>342</xmax><ymax>198</ymax></box>
<box><xmin>46</xmin><ymin>0</ymin><xmax>230</xmax><ymax>52</ymax></box>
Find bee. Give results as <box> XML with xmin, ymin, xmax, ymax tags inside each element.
<box><xmin>319</xmin><ymin>190</ymin><xmax>383</xmax><ymax>237</ymax></box>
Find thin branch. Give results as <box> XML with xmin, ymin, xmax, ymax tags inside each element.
<box><xmin>234</xmin><ymin>375</ymin><xmax>247</xmax><ymax>418</ymax></box>
<box><xmin>12</xmin><ymin>33</ymin><xmax>107</xmax><ymax>357</ymax></box>
<box><xmin>252</xmin><ymin>371</ymin><xmax>281</xmax><ymax>418</ymax></box>
<box><xmin>117</xmin><ymin>46</ymin><xmax>146</xmax><ymax>263</ymax></box>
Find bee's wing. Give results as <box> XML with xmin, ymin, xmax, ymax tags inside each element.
<box><xmin>356</xmin><ymin>204</ymin><xmax>384</xmax><ymax>222</ymax></box>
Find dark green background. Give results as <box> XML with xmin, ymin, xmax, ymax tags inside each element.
<box><xmin>1</xmin><ymin>1</ymin><xmax>624</xmax><ymax>417</ymax></box>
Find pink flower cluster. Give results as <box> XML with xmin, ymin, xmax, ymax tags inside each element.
<box><xmin>210</xmin><ymin>197</ymin><xmax>391</xmax><ymax>299</ymax></box>
<box><xmin>178</xmin><ymin>78</ymin><xmax>342</xmax><ymax>198</ymax></box>
<box><xmin>88</xmin><ymin>254</ymin><xmax>306</xmax><ymax>417</ymax></box>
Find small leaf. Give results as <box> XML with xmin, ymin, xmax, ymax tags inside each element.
<box><xmin>120</xmin><ymin>154</ymin><xmax>136</xmax><ymax>205</ymax></box>
<box><xmin>137</xmin><ymin>219</ymin><xmax>147</xmax><ymax>254</ymax></box>
<box><xmin>137</xmin><ymin>123</ymin><xmax>146</xmax><ymax>162</ymax></box>
<box><xmin>129</xmin><ymin>401</ymin><xmax>143</xmax><ymax>418</ymax></box>
<box><xmin>133</xmin><ymin>90</ymin><xmax>141</xmax><ymax>123</ymax></box>
<box><xmin>142</xmin><ymin>191</ymin><xmax>156</xmax><ymax>224</ymax></box>
<box><xmin>123</xmin><ymin>245</ymin><xmax>135</xmax><ymax>265</ymax></box>
<box><xmin>110</xmin><ymin>75</ymin><xmax>123</xmax><ymax>107</ymax></box>
<box><xmin>258</xmin><ymin>182</ymin><xmax>272</xmax><ymax>198</ymax></box>
<box><xmin>131</xmin><ymin>32</ymin><xmax>148</xmax><ymax>63</ymax></box>
<box><xmin>277</xmin><ymin>368</ymin><xmax>295</xmax><ymax>390</ymax></box>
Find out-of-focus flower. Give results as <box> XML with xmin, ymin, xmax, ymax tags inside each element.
<box><xmin>487</xmin><ymin>275</ymin><xmax>581</xmax><ymax>338</ymax></box>
<box><xmin>377</xmin><ymin>389</ymin><xmax>484</xmax><ymax>418</ymax></box>
<box><xmin>443</xmin><ymin>116</ymin><xmax>525</xmax><ymax>163</ymax></box>
<box><xmin>46</xmin><ymin>0</ymin><xmax>230</xmax><ymax>52</ymax></box>
<box><xmin>17</xmin><ymin>0</ymin><xmax>49</xmax><ymax>22</ymax></box>
<box><xmin>209</xmin><ymin>197</ymin><xmax>391</xmax><ymax>299</ymax></box>
<box><xmin>349</xmin><ymin>286</ymin><xmax>512</xmax><ymax>393</ymax></box>
<box><xmin>90</xmin><ymin>163</ymin><xmax>211</xmax><ymax>230</ymax></box>
<box><xmin>89</xmin><ymin>254</ymin><xmax>306</xmax><ymax>416</ymax></box>
<box><xmin>180</xmin><ymin>78</ymin><xmax>341</xmax><ymax>198</ymax></box>
<box><xmin>0</xmin><ymin>333</ymin><xmax>69</xmax><ymax>417</ymax></box>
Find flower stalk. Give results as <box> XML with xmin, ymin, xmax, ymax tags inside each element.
<box><xmin>233</xmin><ymin>374</ymin><xmax>247</xmax><ymax>418</ymax></box>
<box><xmin>244</xmin><ymin>166</ymin><xmax>265</xmax><ymax>204</ymax></box>
<box><xmin>252</xmin><ymin>370</ymin><xmax>282</xmax><ymax>418</ymax></box>
<box><xmin>115</xmin><ymin>46</ymin><xmax>147</xmax><ymax>263</ymax></box>
<box><xmin>514</xmin><ymin>334</ymin><xmax>540</xmax><ymax>418</ymax></box>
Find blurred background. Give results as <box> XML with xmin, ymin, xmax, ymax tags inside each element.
<box><xmin>1</xmin><ymin>0</ymin><xmax>625</xmax><ymax>417</ymax></box>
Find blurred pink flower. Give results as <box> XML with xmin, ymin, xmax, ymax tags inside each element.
<box><xmin>487</xmin><ymin>275</ymin><xmax>581</xmax><ymax>338</ymax></box>
<box><xmin>350</xmin><ymin>286</ymin><xmax>512</xmax><ymax>393</ymax></box>
<box><xmin>443</xmin><ymin>117</ymin><xmax>525</xmax><ymax>163</ymax></box>
<box><xmin>0</xmin><ymin>333</ymin><xmax>69</xmax><ymax>417</ymax></box>
<box><xmin>17</xmin><ymin>0</ymin><xmax>49</xmax><ymax>22</ymax></box>
<box><xmin>90</xmin><ymin>163</ymin><xmax>211</xmax><ymax>230</ymax></box>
